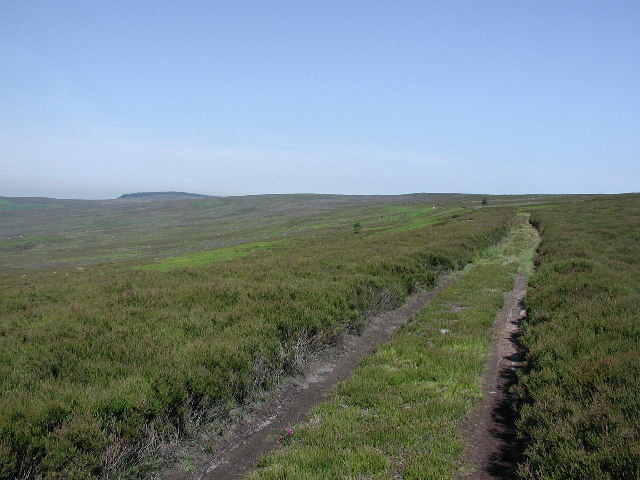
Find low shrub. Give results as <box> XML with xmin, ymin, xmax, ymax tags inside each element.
<box><xmin>516</xmin><ymin>194</ymin><xmax>640</xmax><ymax>479</ymax></box>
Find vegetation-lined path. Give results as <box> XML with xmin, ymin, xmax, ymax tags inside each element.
<box><xmin>200</xmin><ymin>214</ymin><xmax>538</xmax><ymax>480</ymax></box>
<box><xmin>3</xmin><ymin>195</ymin><xmax>637</xmax><ymax>480</ymax></box>
<box><xmin>194</xmin><ymin>276</ymin><xmax>455</xmax><ymax>480</ymax></box>
<box><xmin>1</xmin><ymin>195</ymin><xmax>513</xmax><ymax>479</ymax></box>
<box><xmin>459</xmin><ymin>219</ymin><xmax>539</xmax><ymax>479</ymax></box>
<box><xmin>458</xmin><ymin>274</ymin><xmax>528</xmax><ymax>479</ymax></box>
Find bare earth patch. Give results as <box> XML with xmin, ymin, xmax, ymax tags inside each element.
<box><xmin>458</xmin><ymin>274</ymin><xmax>528</xmax><ymax>480</ymax></box>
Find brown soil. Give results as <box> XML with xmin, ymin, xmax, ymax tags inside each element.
<box><xmin>458</xmin><ymin>274</ymin><xmax>528</xmax><ymax>480</ymax></box>
<box><xmin>159</xmin><ymin>276</ymin><xmax>453</xmax><ymax>480</ymax></box>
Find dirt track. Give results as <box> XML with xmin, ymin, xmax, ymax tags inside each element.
<box><xmin>458</xmin><ymin>274</ymin><xmax>528</xmax><ymax>479</ymax></box>
<box><xmin>160</xmin><ymin>276</ymin><xmax>453</xmax><ymax>480</ymax></box>
<box><xmin>163</xmin><ymin>267</ymin><xmax>530</xmax><ymax>480</ymax></box>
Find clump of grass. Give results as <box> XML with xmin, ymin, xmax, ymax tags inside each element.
<box><xmin>515</xmin><ymin>194</ymin><xmax>640</xmax><ymax>479</ymax></box>
<box><xmin>249</xmin><ymin>214</ymin><xmax>539</xmax><ymax>479</ymax></box>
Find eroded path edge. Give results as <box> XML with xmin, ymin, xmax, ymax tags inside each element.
<box><xmin>164</xmin><ymin>214</ymin><xmax>538</xmax><ymax>480</ymax></box>
<box><xmin>160</xmin><ymin>273</ymin><xmax>455</xmax><ymax>480</ymax></box>
<box><xmin>200</xmin><ymin>279</ymin><xmax>453</xmax><ymax>480</ymax></box>
<box><xmin>458</xmin><ymin>216</ymin><xmax>540</xmax><ymax>479</ymax></box>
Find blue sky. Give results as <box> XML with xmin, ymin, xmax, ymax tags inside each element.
<box><xmin>1</xmin><ymin>1</ymin><xmax>638</xmax><ymax>198</ymax></box>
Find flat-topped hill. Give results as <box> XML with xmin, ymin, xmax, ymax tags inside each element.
<box><xmin>118</xmin><ymin>191</ymin><xmax>212</xmax><ymax>200</ymax></box>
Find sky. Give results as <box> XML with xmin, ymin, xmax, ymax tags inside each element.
<box><xmin>1</xmin><ymin>1</ymin><xmax>638</xmax><ymax>199</ymax></box>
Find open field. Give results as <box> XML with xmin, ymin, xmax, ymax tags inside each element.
<box><xmin>1</xmin><ymin>192</ymin><xmax>637</xmax><ymax>480</ymax></box>
<box><xmin>0</xmin><ymin>193</ymin><xmax>521</xmax><ymax>479</ymax></box>
<box><xmin>0</xmin><ymin>193</ymin><xmax>577</xmax><ymax>270</ymax></box>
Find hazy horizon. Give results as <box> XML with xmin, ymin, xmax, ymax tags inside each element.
<box><xmin>4</xmin><ymin>190</ymin><xmax>636</xmax><ymax>202</ymax></box>
<box><xmin>2</xmin><ymin>1</ymin><xmax>639</xmax><ymax>199</ymax></box>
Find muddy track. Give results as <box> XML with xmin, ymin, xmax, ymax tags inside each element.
<box><xmin>458</xmin><ymin>274</ymin><xmax>528</xmax><ymax>479</ymax></box>
<box><xmin>161</xmin><ymin>275</ymin><xmax>453</xmax><ymax>480</ymax></box>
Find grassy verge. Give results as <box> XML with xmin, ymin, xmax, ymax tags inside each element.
<box><xmin>249</xmin><ymin>214</ymin><xmax>539</xmax><ymax>480</ymax></box>
<box><xmin>515</xmin><ymin>194</ymin><xmax>640</xmax><ymax>479</ymax></box>
<box><xmin>0</xmin><ymin>207</ymin><xmax>512</xmax><ymax>479</ymax></box>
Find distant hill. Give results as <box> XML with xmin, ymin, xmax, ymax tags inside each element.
<box><xmin>118</xmin><ymin>191</ymin><xmax>211</xmax><ymax>200</ymax></box>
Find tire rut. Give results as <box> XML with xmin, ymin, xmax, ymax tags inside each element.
<box><xmin>458</xmin><ymin>274</ymin><xmax>528</xmax><ymax>479</ymax></box>
<box><xmin>162</xmin><ymin>275</ymin><xmax>454</xmax><ymax>480</ymax></box>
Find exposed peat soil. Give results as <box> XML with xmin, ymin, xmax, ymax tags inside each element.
<box><xmin>160</xmin><ymin>276</ymin><xmax>453</xmax><ymax>480</ymax></box>
<box><xmin>458</xmin><ymin>274</ymin><xmax>528</xmax><ymax>480</ymax></box>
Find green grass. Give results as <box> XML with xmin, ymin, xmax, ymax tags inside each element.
<box><xmin>514</xmin><ymin>194</ymin><xmax>640</xmax><ymax>480</ymax></box>
<box><xmin>369</xmin><ymin>207</ymin><xmax>470</xmax><ymax>234</ymax></box>
<box><xmin>0</xmin><ymin>191</ymin><xmax>628</xmax><ymax>480</ymax></box>
<box><xmin>2</xmin><ymin>195</ymin><xmax>446</xmax><ymax>267</ymax></box>
<box><xmin>142</xmin><ymin>240</ymin><xmax>284</xmax><ymax>269</ymax></box>
<box><xmin>0</xmin><ymin>197</ymin><xmax>513</xmax><ymax>480</ymax></box>
<box><xmin>0</xmin><ymin>193</ymin><xmax>567</xmax><ymax>268</ymax></box>
<box><xmin>249</xmin><ymin>214</ymin><xmax>539</xmax><ymax>480</ymax></box>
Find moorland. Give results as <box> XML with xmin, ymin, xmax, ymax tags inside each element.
<box><xmin>0</xmin><ymin>192</ymin><xmax>637</xmax><ymax>479</ymax></box>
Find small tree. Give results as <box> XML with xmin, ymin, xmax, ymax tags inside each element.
<box><xmin>353</xmin><ymin>222</ymin><xmax>362</xmax><ymax>234</ymax></box>
<box><xmin>481</xmin><ymin>197</ymin><xmax>488</xmax><ymax>206</ymax></box>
